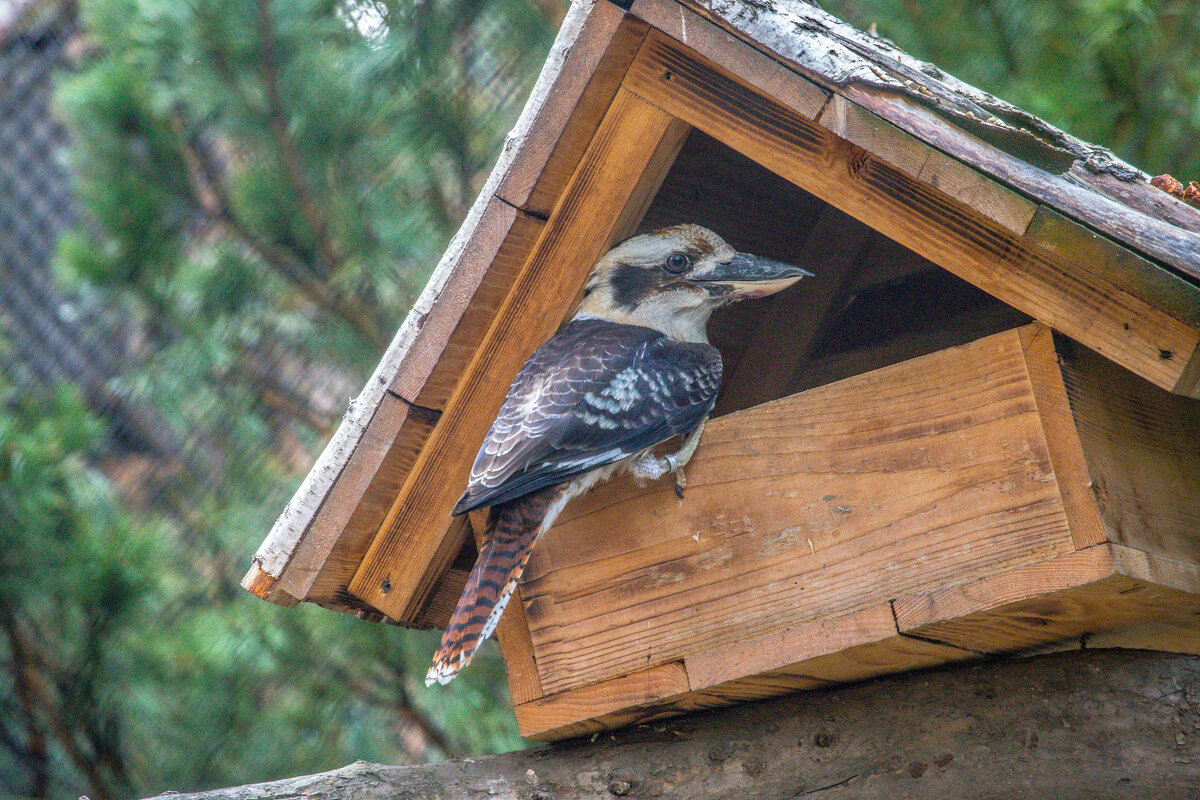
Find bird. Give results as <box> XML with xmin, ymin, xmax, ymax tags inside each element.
<box><xmin>425</xmin><ymin>223</ymin><xmax>811</xmax><ymax>686</ymax></box>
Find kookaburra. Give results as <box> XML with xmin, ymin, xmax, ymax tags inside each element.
<box><xmin>426</xmin><ymin>224</ymin><xmax>811</xmax><ymax>686</ymax></box>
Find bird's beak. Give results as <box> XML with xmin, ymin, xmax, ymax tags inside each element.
<box><xmin>688</xmin><ymin>253</ymin><xmax>813</xmax><ymax>300</ymax></box>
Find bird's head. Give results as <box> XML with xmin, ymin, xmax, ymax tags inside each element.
<box><xmin>574</xmin><ymin>224</ymin><xmax>812</xmax><ymax>342</ymax></box>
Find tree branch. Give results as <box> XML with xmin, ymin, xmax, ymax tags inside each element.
<box><xmin>253</xmin><ymin>0</ymin><xmax>342</xmax><ymax>279</ymax></box>
<box><xmin>146</xmin><ymin>650</ymin><xmax>1200</xmax><ymax>800</ymax></box>
<box><xmin>168</xmin><ymin>111</ymin><xmax>386</xmax><ymax>348</ymax></box>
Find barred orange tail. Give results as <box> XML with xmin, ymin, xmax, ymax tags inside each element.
<box><xmin>425</xmin><ymin>486</ymin><xmax>563</xmax><ymax>686</ymax></box>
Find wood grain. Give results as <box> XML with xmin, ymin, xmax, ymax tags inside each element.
<box><xmin>495</xmin><ymin>7</ymin><xmax>649</xmax><ymax>216</ymax></box>
<box><xmin>629</xmin><ymin>0</ymin><xmax>829</xmax><ymax>121</ymax></box>
<box><xmin>622</xmin><ymin>32</ymin><xmax>1200</xmax><ymax>394</ymax></box>
<box><xmin>894</xmin><ymin>543</ymin><xmax>1200</xmax><ymax>653</ymax></box>
<box><xmin>276</xmin><ymin>392</ymin><xmax>435</xmax><ymax>602</ymax></box>
<box><xmin>349</xmin><ymin>89</ymin><xmax>690</xmax><ymax>622</ymax></box>
<box><xmin>520</xmin><ymin>327</ymin><xmax>1076</xmax><ymax>695</ymax></box>
<box><xmin>513</xmin><ymin>661</ymin><xmax>692</xmax><ymax>741</ymax></box>
<box><xmin>1018</xmin><ymin>325</ymin><xmax>1107</xmax><ymax>549</ymax></box>
<box><xmin>1059</xmin><ymin>339</ymin><xmax>1200</xmax><ymax>563</ymax></box>
<box><xmin>394</xmin><ymin>207</ymin><xmax>546</xmax><ymax>410</ymax></box>
<box><xmin>819</xmin><ymin>94</ymin><xmax>1037</xmax><ymax>235</ymax></box>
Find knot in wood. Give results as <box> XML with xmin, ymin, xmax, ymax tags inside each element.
<box><xmin>814</xmin><ymin>731</ymin><xmax>834</xmax><ymax>748</ymax></box>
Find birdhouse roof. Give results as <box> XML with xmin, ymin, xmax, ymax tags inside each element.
<box><xmin>244</xmin><ymin>0</ymin><xmax>1200</xmax><ymax>622</ymax></box>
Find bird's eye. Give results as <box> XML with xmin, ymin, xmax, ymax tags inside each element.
<box><xmin>665</xmin><ymin>252</ymin><xmax>691</xmax><ymax>273</ymax></box>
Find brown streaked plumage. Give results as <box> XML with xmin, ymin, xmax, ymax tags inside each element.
<box><xmin>426</xmin><ymin>224</ymin><xmax>811</xmax><ymax>686</ymax></box>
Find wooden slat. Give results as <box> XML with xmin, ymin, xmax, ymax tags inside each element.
<box><xmin>513</xmin><ymin>661</ymin><xmax>692</xmax><ymax>741</ymax></box>
<box><xmin>397</xmin><ymin>209</ymin><xmax>546</xmax><ymax>409</ymax></box>
<box><xmin>349</xmin><ymin>89</ymin><xmax>691</xmax><ymax>622</ymax></box>
<box><xmin>494</xmin><ymin>7</ymin><xmax>649</xmax><ymax>216</ymax></box>
<box><xmin>1087</xmin><ymin>612</ymin><xmax>1200</xmax><ymax>655</ymax></box>
<box><xmin>893</xmin><ymin>544</ymin><xmax>1200</xmax><ymax>653</ymax></box>
<box><xmin>622</xmin><ymin>32</ymin><xmax>1200</xmax><ymax>395</ymax></box>
<box><xmin>275</xmin><ymin>392</ymin><xmax>435</xmax><ymax>601</ymax></box>
<box><xmin>1018</xmin><ymin>326</ymin><xmax>1107</xmax><ymax>550</ymax></box>
<box><xmin>520</xmin><ymin>327</ymin><xmax>1076</xmax><ymax>695</ymax></box>
<box><xmin>819</xmin><ymin>94</ymin><xmax>1037</xmax><ymax>235</ymax></box>
<box><xmin>629</xmin><ymin>0</ymin><xmax>829</xmax><ymax>121</ymax></box>
<box><xmin>715</xmin><ymin>206</ymin><xmax>874</xmax><ymax>414</ymax></box>
<box><xmin>1059</xmin><ymin>338</ymin><xmax>1200</xmax><ymax>563</ymax></box>
<box><xmin>685</xmin><ymin>604</ymin><xmax>975</xmax><ymax>689</ymax></box>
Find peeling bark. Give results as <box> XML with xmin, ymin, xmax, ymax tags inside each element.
<box><xmin>149</xmin><ymin>650</ymin><xmax>1200</xmax><ymax>800</ymax></box>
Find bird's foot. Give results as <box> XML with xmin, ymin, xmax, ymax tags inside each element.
<box><xmin>630</xmin><ymin>453</ymin><xmax>671</xmax><ymax>483</ymax></box>
<box><xmin>630</xmin><ymin>452</ymin><xmax>687</xmax><ymax>498</ymax></box>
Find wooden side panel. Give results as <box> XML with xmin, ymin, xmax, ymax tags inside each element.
<box><xmin>685</xmin><ymin>604</ymin><xmax>976</xmax><ymax>690</ymax></box>
<box><xmin>894</xmin><ymin>544</ymin><xmax>1200</xmax><ymax>653</ymax></box>
<box><xmin>521</xmin><ymin>327</ymin><xmax>1076</xmax><ymax>695</ymax></box>
<box><xmin>622</xmin><ymin>32</ymin><xmax>1200</xmax><ymax>395</ymax></box>
<box><xmin>515</xmin><ymin>605</ymin><xmax>976</xmax><ymax>741</ymax></box>
<box><xmin>349</xmin><ymin>90</ymin><xmax>691</xmax><ymax>622</ymax></box>
<box><xmin>1058</xmin><ymin>339</ymin><xmax>1200</xmax><ymax>564</ymax></box>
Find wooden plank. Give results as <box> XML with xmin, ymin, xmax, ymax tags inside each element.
<box><xmin>1060</xmin><ymin>340</ymin><xmax>1200</xmax><ymax>563</ymax></box>
<box><xmin>1024</xmin><ymin>206</ymin><xmax>1200</xmax><ymax>332</ymax></box>
<box><xmin>1018</xmin><ymin>326</ymin><xmax>1107</xmax><ymax>550</ymax></box>
<box><xmin>513</xmin><ymin>661</ymin><xmax>692</xmax><ymax>741</ymax></box>
<box><xmin>349</xmin><ymin>89</ymin><xmax>691</xmax><ymax>622</ymax></box>
<box><xmin>621</xmin><ymin>32</ymin><xmax>1200</xmax><ymax>395</ymax></box>
<box><xmin>894</xmin><ymin>544</ymin><xmax>1200</xmax><ymax>653</ymax></box>
<box><xmin>273</xmin><ymin>392</ymin><xmax>435</xmax><ymax>601</ymax></box>
<box><xmin>520</xmin><ymin>327</ymin><xmax>1077</xmax><ymax>694</ymax></box>
<box><xmin>629</xmin><ymin>0</ymin><xmax>829</xmax><ymax>121</ymax></box>
<box><xmin>494</xmin><ymin>6</ymin><xmax>649</xmax><ymax>216</ymax></box>
<box><xmin>685</xmin><ymin>604</ymin><xmax>975</xmax><ymax>689</ymax></box>
<box><xmin>714</xmin><ymin>206</ymin><xmax>874</xmax><ymax>414</ymax></box>
<box><xmin>396</xmin><ymin>208</ymin><xmax>546</xmax><ymax>409</ymax></box>
<box><xmin>241</xmin><ymin>562</ymin><xmax>299</xmax><ymax>607</ymax></box>
<box><xmin>1087</xmin><ymin>612</ymin><xmax>1200</xmax><ymax>655</ymax></box>
<box><xmin>819</xmin><ymin>94</ymin><xmax>1037</xmax><ymax>235</ymax></box>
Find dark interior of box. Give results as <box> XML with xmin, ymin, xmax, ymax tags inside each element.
<box><xmin>636</xmin><ymin>130</ymin><xmax>1032</xmax><ymax>417</ymax></box>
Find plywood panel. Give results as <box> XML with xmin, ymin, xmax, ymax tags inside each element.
<box><xmin>521</xmin><ymin>327</ymin><xmax>1077</xmax><ymax>695</ymax></box>
<box><xmin>349</xmin><ymin>89</ymin><xmax>691</xmax><ymax>622</ymax></box>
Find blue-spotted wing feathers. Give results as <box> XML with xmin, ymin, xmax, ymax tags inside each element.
<box><xmin>452</xmin><ymin>318</ymin><xmax>721</xmax><ymax>514</ymax></box>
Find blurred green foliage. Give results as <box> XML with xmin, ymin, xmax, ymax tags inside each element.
<box><xmin>4</xmin><ymin>0</ymin><xmax>555</xmax><ymax>798</ymax></box>
<box><xmin>3</xmin><ymin>0</ymin><xmax>1198</xmax><ymax>799</ymax></box>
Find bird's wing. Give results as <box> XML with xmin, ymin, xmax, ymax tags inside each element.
<box><xmin>452</xmin><ymin>319</ymin><xmax>722</xmax><ymax>514</ymax></box>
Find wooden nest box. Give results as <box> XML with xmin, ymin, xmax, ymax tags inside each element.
<box><xmin>245</xmin><ymin>0</ymin><xmax>1200</xmax><ymax>741</ymax></box>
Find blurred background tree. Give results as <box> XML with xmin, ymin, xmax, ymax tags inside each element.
<box><xmin>0</xmin><ymin>0</ymin><xmax>1197</xmax><ymax>798</ymax></box>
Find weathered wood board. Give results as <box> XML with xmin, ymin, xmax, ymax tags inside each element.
<box><xmin>500</xmin><ymin>324</ymin><xmax>1200</xmax><ymax>740</ymax></box>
